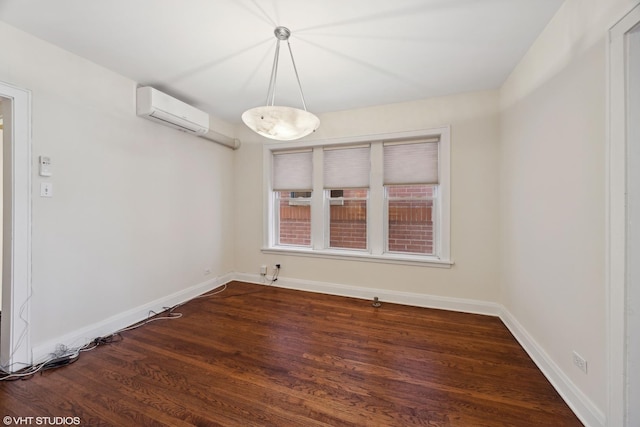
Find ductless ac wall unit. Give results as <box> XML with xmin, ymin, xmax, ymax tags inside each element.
<box><xmin>136</xmin><ymin>86</ymin><xmax>209</xmax><ymax>136</ymax></box>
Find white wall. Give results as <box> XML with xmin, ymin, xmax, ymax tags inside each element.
<box><xmin>234</xmin><ymin>90</ymin><xmax>501</xmax><ymax>303</ymax></box>
<box><xmin>0</xmin><ymin>21</ymin><xmax>236</xmax><ymax>349</ymax></box>
<box><xmin>499</xmin><ymin>0</ymin><xmax>640</xmax><ymax>418</ymax></box>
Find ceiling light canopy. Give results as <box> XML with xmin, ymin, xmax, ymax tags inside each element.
<box><xmin>242</xmin><ymin>26</ymin><xmax>320</xmax><ymax>141</ymax></box>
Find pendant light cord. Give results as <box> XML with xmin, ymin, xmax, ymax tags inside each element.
<box><xmin>264</xmin><ymin>28</ymin><xmax>309</xmax><ymax>112</ymax></box>
<box><xmin>266</xmin><ymin>39</ymin><xmax>281</xmax><ymax>107</ymax></box>
<box><xmin>286</xmin><ymin>39</ymin><xmax>308</xmax><ymax>111</ymax></box>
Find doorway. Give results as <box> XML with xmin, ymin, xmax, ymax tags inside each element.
<box><xmin>626</xmin><ymin>22</ymin><xmax>640</xmax><ymax>427</ymax></box>
<box><xmin>0</xmin><ymin>99</ymin><xmax>2</xmax><ymax>322</ymax></box>
<box><xmin>0</xmin><ymin>81</ymin><xmax>32</xmax><ymax>373</ymax></box>
<box><xmin>609</xmin><ymin>4</ymin><xmax>640</xmax><ymax>426</ymax></box>
<box><xmin>0</xmin><ymin>98</ymin><xmax>3</xmax><ymax>345</ymax></box>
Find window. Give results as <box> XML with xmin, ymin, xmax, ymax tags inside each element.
<box><xmin>383</xmin><ymin>141</ymin><xmax>439</xmax><ymax>256</ymax></box>
<box><xmin>289</xmin><ymin>190</ymin><xmax>341</xmax><ymax>204</ymax></box>
<box><xmin>290</xmin><ymin>191</ymin><xmax>312</xmax><ymax>198</ymax></box>
<box><xmin>264</xmin><ymin>128</ymin><xmax>451</xmax><ymax>267</ymax></box>
<box><xmin>323</xmin><ymin>146</ymin><xmax>370</xmax><ymax>250</ymax></box>
<box><xmin>289</xmin><ymin>191</ymin><xmax>312</xmax><ymax>207</ymax></box>
<box><xmin>272</xmin><ymin>150</ymin><xmax>312</xmax><ymax>247</ymax></box>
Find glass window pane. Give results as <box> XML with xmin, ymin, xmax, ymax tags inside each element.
<box><xmin>387</xmin><ymin>185</ymin><xmax>435</xmax><ymax>255</ymax></box>
<box><xmin>329</xmin><ymin>189</ymin><xmax>367</xmax><ymax>250</ymax></box>
<box><xmin>277</xmin><ymin>191</ymin><xmax>311</xmax><ymax>246</ymax></box>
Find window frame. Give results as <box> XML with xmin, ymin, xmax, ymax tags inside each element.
<box><xmin>263</xmin><ymin>127</ymin><xmax>452</xmax><ymax>268</ymax></box>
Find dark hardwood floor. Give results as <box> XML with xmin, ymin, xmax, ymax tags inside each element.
<box><xmin>0</xmin><ymin>281</ymin><xmax>582</xmax><ymax>426</ymax></box>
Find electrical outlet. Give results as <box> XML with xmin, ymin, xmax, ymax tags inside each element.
<box><xmin>260</xmin><ymin>265</ymin><xmax>267</xmax><ymax>275</ymax></box>
<box><xmin>572</xmin><ymin>351</ymin><xmax>587</xmax><ymax>374</ymax></box>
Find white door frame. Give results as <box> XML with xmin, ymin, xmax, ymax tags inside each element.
<box><xmin>0</xmin><ymin>81</ymin><xmax>32</xmax><ymax>372</ymax></box>
<box><xmin>608</xmin><ymin>4</ymin><xmax>640</xmax><ymax>426</ymax></box>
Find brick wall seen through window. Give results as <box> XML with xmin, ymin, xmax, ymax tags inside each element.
<box><xmin>277</xmin><ymin>192</ymin><xmax>311</xmax><ymax>246</ymax></box>
<box><xmin>329</xmin><ymin>189</ymin><xmax>368</xmax><ymax>250</ymax></box>
<box><xmin>387</xmin><ymin>185</ymin><xmax>435</xmax><ymax>255</ymax></box>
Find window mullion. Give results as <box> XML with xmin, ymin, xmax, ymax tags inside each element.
<box><xmin>369</xmin><ymin>142</ymin><xmax>384</xmax><ymax>255</ymax></box>
<box><xmin>311</xmin><ymin>147</ymin><xmax>324</xmax><ymax>250</ymax></box>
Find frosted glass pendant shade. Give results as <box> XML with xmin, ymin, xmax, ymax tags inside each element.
<box><xmin>242</xmin><ymin>106</ymin><xmax>320</xmax><ymax>141</ymax></box>
<box><xmin>242</xmin><ymin>26</ymin><xmax>320</xmax><ymax>141</ymax></box>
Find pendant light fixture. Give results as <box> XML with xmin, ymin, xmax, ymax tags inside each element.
<box><xmin>242</xmin><ymin>26</ymin><xmax>320</xmax><ymax>141</ymax></box>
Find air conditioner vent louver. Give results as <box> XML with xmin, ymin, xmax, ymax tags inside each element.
<box><xmin>136</xmin><ymin>87</ymin><xmax>209</xmax><ymax>136</ymax></box>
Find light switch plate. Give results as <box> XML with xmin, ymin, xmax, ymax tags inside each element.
<box><xmin>40</xmin><ymin>182</ymin><xmax>53</xmax><ymax>197</ymax></box>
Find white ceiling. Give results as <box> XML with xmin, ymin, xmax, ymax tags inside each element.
<box><xmin>0</xmin><ymin>0</ymin><xmax>562</xmax><ymax>124</ymax></box>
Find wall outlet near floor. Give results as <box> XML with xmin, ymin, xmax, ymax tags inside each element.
<box><xmin>572</xmin><ymin>351</ymin><xmax>587</xmax><ymax>374</ymax></box>
<box><xmin>260</xmin><ymin>265</ymin><xmax>267</xmax><ymax>275</ymax></box>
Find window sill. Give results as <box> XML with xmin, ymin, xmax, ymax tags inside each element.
<box><xmin>261</xmin><ymin>246</ymin><xmax>454</xmax><ymax>268</ymax></box>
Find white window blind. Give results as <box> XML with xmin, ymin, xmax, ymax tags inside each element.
<box><xmin>384</xmin><ymin>141</ymin><xmax>439</xmax><ymax>185</ymax></box>
<box><xmin>273</xmin><ymin>150</ymin><xmax>313</xmax><ymax>191</ymax></box>
<box><xmin>323</xmin><ymin>146</ymin><xmax>370</xmax><ymax>189</ymax></box>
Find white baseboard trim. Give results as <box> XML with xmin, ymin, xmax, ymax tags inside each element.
<box><xmin>233</xmin><ymin>273</ymin><xmax>604</xmax><ymax>427</ymax></box>
<box><xmin>233</xmin><ymin>272</ymin><xmax>502</xmax><ymax>316</ymax></box>
<box><xmin>32</xmin><ymin>272</ymin><xmax>234</xmax><ymax>362</ymax></box>
<box><xmin>499</xmin><ymin>308</ymin><xmax>605</xmax><ymax>427</ymax></box>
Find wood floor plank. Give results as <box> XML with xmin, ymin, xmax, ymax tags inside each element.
<box><xmin>0</xmin><ymin>281</ymin><xmax>583</xmax><ymax>426</ymax></box>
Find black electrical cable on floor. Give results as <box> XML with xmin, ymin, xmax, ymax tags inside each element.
<box><xmin>267</xmin><ymin>265</ymin><xmax>280</xmax><ymax>284</ymax></box>
<box><xmin>0</xmin><ymin>284</ymin><xmax>228</xmax><ymax>381</ymax></box>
